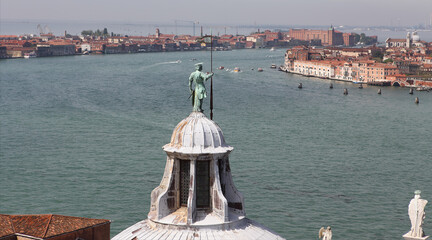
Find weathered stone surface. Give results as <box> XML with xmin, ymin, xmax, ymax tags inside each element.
<box><xmin>403</xmin><ymin>191</ymin><xmax>429</xmax><ymax>240</ymax></box>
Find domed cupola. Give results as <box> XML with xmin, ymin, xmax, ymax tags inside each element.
<box><xmin>163</xmin><ymin>112</ymin><xmax>233</xmax><ymax>154</ymax></box>
<box><xmin>149</xmin><ymin>112</ymin><xmax>244</xmax><ymax>226</ymax></box>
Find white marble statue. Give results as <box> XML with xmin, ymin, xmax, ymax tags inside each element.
<box><xmin>319</xmin><ymin>226</ymin><xmax>332</xmax><ymax>240</ymax></box>
<box><xmin>403</xmin><ymin>190</ymin><xmax>429</xmax><ymax>240</ymax></box>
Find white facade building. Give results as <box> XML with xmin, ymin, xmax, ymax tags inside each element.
<box><xmin>293</xmin><ymin>60</ymin><xmax>335</xmax><ymax>78</ymax></box>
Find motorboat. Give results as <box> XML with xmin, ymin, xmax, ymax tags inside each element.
<box><xmin>24</xmin><ymin>52</ymin><xmax>36</xmax><ymax>58</ymax></box>
<box><xmin>416</xmin><ymin>87</ymin><xmax>431</xmax><ymax>91</ymax></box>
<box><xmin>257</xmin><ymin>68</ymin><xmax>263</xmax><ymax>72</ymax></box>
<box><xmin>233</xmin><ymin>67</ymin><xmax>241</xmax><ymax>73</ymax></box>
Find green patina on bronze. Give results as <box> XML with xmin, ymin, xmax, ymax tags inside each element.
<box><xmin>188</xmin><ymin>63</ymin><xmax>214</xmax><ymax>112</ymax></box>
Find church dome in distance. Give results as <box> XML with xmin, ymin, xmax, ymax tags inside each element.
<box><xmin>163</xmin><ymin>112</ymin><xmax>233</xmax><ymax>154</ymax></box>
<box><xmin>412</xmin><ymin>31</ymin><xmax>420</xmax><ymax>42</ymax></box>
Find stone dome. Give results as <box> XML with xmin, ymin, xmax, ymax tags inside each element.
<box><xmin>412</xmin><ymin>32</ymin><xmax>420</xmax><ymax>42</ymax></box>
<box><xmin>112</xmin><ymin>218</ymin><xmax>285</xmax><ymax>240</ymax></box>
<box><xmin>163</xmin><ymin>112</ymin><xmax>233</xmax><ymax>154</ymax></box>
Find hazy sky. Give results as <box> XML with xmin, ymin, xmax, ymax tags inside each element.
<box><xmin>1</xmin><ymin>0</ymin><xmax>432</xmax><ymax>27</ymax></box>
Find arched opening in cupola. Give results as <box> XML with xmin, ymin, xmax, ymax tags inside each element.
<box><xmin>180</xmin><ymin>160</ymin><xmax>190</xmax><ymax>206</ymax></box>
<box><xmin>196</xmin><ymin>161</ymin><xmax>210</xmax><ymax>208</ymax></box>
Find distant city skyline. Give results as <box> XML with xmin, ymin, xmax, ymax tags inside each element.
<box><xmin>1</xmin><ymin>0</ymin><xmax>432</xmax><ymax>28</ymax></box>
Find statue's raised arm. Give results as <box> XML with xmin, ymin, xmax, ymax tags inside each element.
<box><xmin>188</xmin><ymin>63</ymin><xmax>214</xmax><ymax>112</ymax></box>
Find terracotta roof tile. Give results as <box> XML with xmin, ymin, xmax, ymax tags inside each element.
<box><xmin>45</xmin><ymin>215</ymin><xmax>109</xmax><ymax>238</ymax></box>
<box><xmin>0</xmin><ymin>215</ymin><xmax>15</xmax><ymax>237</ymax></box>
<box><xmin>10</xmin><ymin>214</ymin><xmax>52</xmax><ymax>238</ymax></box>
<box><xmin>1</xmin><ymin>214</ymin><xmax>110</xmax><ymax>239</ymax></box>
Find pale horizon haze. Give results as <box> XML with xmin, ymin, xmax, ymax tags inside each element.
<box><xmin>1</xmin><ymin>0</ymin><xmax>432</xmax><ymax>27</ymax></box>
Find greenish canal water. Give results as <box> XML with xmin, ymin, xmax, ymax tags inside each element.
<box><xmin>1</xmin><ymin>49</ymin><xmax>431</xmax><ymax>239</ymax></box>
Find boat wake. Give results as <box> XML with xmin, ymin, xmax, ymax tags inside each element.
<box><xmin>140</xmin><ymin>60</ymin><xmax>182</xmax><ymax>70</ymax></box>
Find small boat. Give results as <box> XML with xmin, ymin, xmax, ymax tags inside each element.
<box><xmin>269</xmin><ymin>47</ymin><xmax>275</xmax><ymax>51</ymax></box>
<box><xmin>218</xmin><ymin>66</ymin><xmax>224</xmax><ymax>70</ymax></box>
<box><xmin>270</xmin><ymin>64</ymin><xmax>277</xmax><ymax>69</ymax></box>
<box><xmin>352</xmin><ymin>81</ymin><xmax>366</xmax><ymax>84</ymax></box>
<box><xmin>24</xmin><ymin>52</ymin><xmax>36</xmax><ymax>58</ymax></box>
<box><xmin>257</xmin><ymin>68</ymin><xmax>263</xmax><ymax>72</ymax></box>
<box><xmin>416</xmin><ymin>87</ymin><xmax>431</xmax><ymax>92</ymax></box>
<box><xmin>233</xmin><ymin>67</ymin><xmax>241</xmax><ymax>73</ymax></box>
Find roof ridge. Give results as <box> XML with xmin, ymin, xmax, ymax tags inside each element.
<box><xmin>10</xmin><ymin>215</ymin><xmax>16</xmax><ymax>234</ymax></box>
<box><xmin>42</xmin><ymin>214</ymin><xmax>53</xmax><ymax>238</ymax></box>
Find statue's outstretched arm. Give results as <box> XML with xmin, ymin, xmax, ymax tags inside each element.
<box><xmin>203</xmin><ymin>72</ymin><xmax>214</xmax><ymax>81</ymax></box>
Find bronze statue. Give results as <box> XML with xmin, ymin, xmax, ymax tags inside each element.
<box><xmin>189</xmin><ymin>63</ymin><xmax>213</xmax><ymax>112</ymax></box>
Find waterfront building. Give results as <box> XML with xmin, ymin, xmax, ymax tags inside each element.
<box><xmin>35</xmin><ymin>41</ymin><xmax>75</xmax><ymax>57</ymax></box>
<box><xmin>112</xmin><ymin>111</ymin><xmax>285</xmax><ymax>240</ymax></box>
<box><xmin>292</xmin><ymin>60</ymin><xmax>338</xmax><ymax>78</ymax></box>
<box><xmin>246</xmin><ymin>34</ymin><xmax>265</xmax><ymax>48</ymax></box>
<box><xmin>284</xmin><ymin>45</ymin><xmax>403</xmax><ymax>84</ymax></box>
<box><xmin>334</xmin><ymin>62</ymin><xmax>356</xmax><ymax>81</ymax></box>
<box><xmin>284</xmin><ymin>45</ymin><xmax>324</xmax><ymax>71</ymax></box>
<box><xmin>357</xmin><ymin>62</ymin><xmax>399</xmax><ymax>82</ymax></box>
<box><xmin>0</xmin><ymin>214</ymin><xmax>110</xmax><ymax>240</ymax></box>
<box><xmin>0</xmin><ymin>46</ymin><xmax>8</xmax><ymax>59</ymax></box>
<box><xmin>89</xmin><ymin>41</ymin><xmax>106</xmax><ymax>54</ymax></box>
<box><xmin>289</xmin><ymin>26</ymin><xmax>344</xmax><ymax>46</ymax></box>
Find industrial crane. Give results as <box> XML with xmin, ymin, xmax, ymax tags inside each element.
<box><xmin>174</xmin><ymin>20</ymin><xmax>199</xmax><ymax>36</ymax></box>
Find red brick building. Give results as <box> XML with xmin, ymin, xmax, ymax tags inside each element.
<box><xmin>342</xmin><ymin>33</ymin><xmax>355</xmax><ymax>46</ymax></box>
<box><xmin>289</xmin><ymin>26</ymin><xmax>345</xmax><ymax>46</ymax></box>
